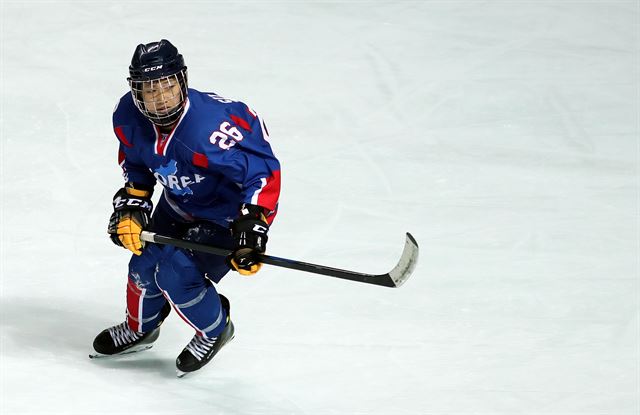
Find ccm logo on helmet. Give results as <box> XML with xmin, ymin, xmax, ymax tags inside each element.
<box><xmin>143</xmin><ymin>65</ymin><xmax>163</xmax><ymax>72</ymax></box>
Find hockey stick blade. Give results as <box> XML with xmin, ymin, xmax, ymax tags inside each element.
<box><xmin>387</xmin><ymin>233</ymin><xmax>419</xmax><ymax>287</ymax></box>
<box><xmin>140</xmin><ymin>231</ymin><xmax>419</xmax><ymax>288</ymax></box>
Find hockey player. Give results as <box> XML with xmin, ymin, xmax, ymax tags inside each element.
<box><xmin>91</xmin><ymin>39</ymin><xmax>281</xmax><ymax>376</ymax></box>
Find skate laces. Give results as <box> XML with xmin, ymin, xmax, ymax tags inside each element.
<box><xmin>108</xmin><ymin>322</ymin><xmax>142</xmax><ymax>347</ymax></box>
<box><xmin>185</xmin><ymin>335</ymin><xmax>218</xmax><ymax>361</ymax></box>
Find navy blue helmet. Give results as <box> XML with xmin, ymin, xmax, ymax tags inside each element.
<box><xmin>128</xmin><ymin>39</ymin><xmax>188</xmax><ymax>127</ymax></box>
<box><xmin>129</xmin><ymin>39</ymin><xmax>186</xmax><ymax>81</ymax></box>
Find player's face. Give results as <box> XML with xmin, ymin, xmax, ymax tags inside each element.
<box><xmin>140</xmin><ymin>76</ymin><xmax>183</xmax><ymax>116</ymax></box>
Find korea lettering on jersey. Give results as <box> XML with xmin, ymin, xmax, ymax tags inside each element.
<box><xmin>112</xmin><ymin>88</ymin><xmax>281</xmax><ymax>227</ymax></box>
<box><xmin>153</xmin><ymin>159</ymin><xmax>205</xmax><ymax>197</ymax></box>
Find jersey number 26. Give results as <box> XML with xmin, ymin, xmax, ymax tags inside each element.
<box><xmin>209</xmin><ymin>121</ymin><xmax>243</xmax><ymax>150</ymax></box>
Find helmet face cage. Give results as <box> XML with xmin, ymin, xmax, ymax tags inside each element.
<box><xmin>129</xmin><ymin>69</ymin><xmax>188</xmax><ymax>127</ymax></box>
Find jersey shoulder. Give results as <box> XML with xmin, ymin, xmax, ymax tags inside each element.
<box><xmin>187</xmin><ymin>89</ymin><xmax>255</xmax><ymax>123</ymax></box>
<box><xmin>184</xmin><ymin>89</ymin><xmax>265</xmax><ymax>150</ymax></box>
<box><xmin>112</xmin><ymin>92</ymin><xmax>154</xmax><ymax>148</ymax></box>
<box><xmin>171</xmin><ymin>89</ymin><xmax>277</xmax><ymax>175</ymax></box>
<box><xmin>113</xmin><ymin>92</ymin><xmax>137</xmax><ymax>124</ymax></box>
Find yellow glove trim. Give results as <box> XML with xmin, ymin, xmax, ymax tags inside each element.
<box><xmin>230</xmin><ymin>258</ymin><xmax>262</xmax><ymax>276</ymax></box>
<box><xmin>125</xmin><ymin>187</ymin><xmax>151</xmax><ymax>198</ymax></box>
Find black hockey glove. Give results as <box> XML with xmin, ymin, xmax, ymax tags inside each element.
<box><xmin>229</xmin><ymin>203</ymin><xmax>269</xmax><ymax>276</ymax></box>
<box><xmin>107</xmin><ymin>186</ymin><xmax>153</xmax><ymax>256</ymax></box>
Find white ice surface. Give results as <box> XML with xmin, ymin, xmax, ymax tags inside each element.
<box><xmin>1</xmin><ymin>1</ymin><xmax>638</xmax><ymax>414</ymax></box>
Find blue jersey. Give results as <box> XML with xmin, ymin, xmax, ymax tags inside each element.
<box><xmin>112</xmin><ymin>88</ymin><xmax>281</xmax><ymax>227</ymax></box>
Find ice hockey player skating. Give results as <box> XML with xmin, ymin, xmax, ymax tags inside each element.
<box><xmin>91</xmin><ymin>39</ymin><xmax>281</xmax><ymax>377</ymax></box>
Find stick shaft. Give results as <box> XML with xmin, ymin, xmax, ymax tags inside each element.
<box><xmin>140</xmin><ymin>231</ymin><xmax>417</xmax><ymax>288</ymax></box>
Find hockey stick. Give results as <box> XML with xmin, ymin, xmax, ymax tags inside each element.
<box><xmin>140</xmin><ymin>231</ymin><xmax>419</xmax><ymax>288</ymax></box>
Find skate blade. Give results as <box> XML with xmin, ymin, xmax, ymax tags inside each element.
<box><xmin>89</xmin><ymin>344</ymin><xmax>154</xmax><ymax>359</ymax></box>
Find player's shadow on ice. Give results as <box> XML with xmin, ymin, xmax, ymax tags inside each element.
<box><xmin>88</xmin><ymin>353</ymin><xmax>177</xmax><ymax>378</ymax></box>
<box><xmin>0</xmin><ymin>298</ymin><xmax>177</xmax><ymax>378</ymax></box>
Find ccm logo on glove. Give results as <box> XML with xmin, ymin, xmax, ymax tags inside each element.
<box><xmin>252</xmin><ymin>224</ymin><xmax>268</xmax><ymax>233</ymax></box>
<box><xmin>113</xmin><ymin>195</ymin><xmax>152</xmax><ymax>211</ymax></box>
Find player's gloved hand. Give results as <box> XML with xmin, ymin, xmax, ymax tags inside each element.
<box><xmin>229</xmin><ymin>203</ymin><xmax>269</xmax><ymax>276</ymax></box>
<box><xmin>107</xmin><ymin>186</ymin><xmax>153</xmax><ymax>256</ymax></box>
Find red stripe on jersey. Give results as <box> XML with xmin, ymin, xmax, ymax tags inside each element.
<box><xmin>192</xmin><ymin>152</ymin><xmax>209</xmax><ymax>168</ymax></box>
<box><xmin>114</xmin><ymin>126</ymin><xmax>133</xmax><ymax>148</ymax></box>
<box><xmin>154</xmin><ymin>126</ymin><xmax>171</xmax><ymax>156</ymax></box>
<box><xmin>162</xmin><ymin>293</ymin><xmax>205</xmax><ymax>337</ymax></box>
<box><xmin>230</xmin><ymin>114</ymin><xmax>252</xmax><ymax>132</ymax></box>
<box><xmin>245</xmin><ymin>105</ymin><xmax>257</xmax><ymax>118</ymax></box>
<box><xmin>126</xmin><ymin>278</ymin><xmax>143</xmax><ymax>332</ymax></box>
<box><xmin>118</xmin><ymin>149</ymin><xmax>126</xmax><ymax>166</ymax></box>
<box><xmin>156</xmin><ymin>135</ymin><xmax>171</xmax><ymax>155</ymax></box>
<box><xmin>257</xmin><ymin>170</ymin><xmax>281</xmax><ymax>213</ymax></box>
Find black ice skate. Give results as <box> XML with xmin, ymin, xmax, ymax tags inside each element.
<box><xmin>90</xmin><ymin>302</ymin><xmax>171</xmax><ymax>358</ymax></box>
<box><xmin>175</xmin><ymin>295</ymin><xmax>235</xmax><ymax>377</ymax></box>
